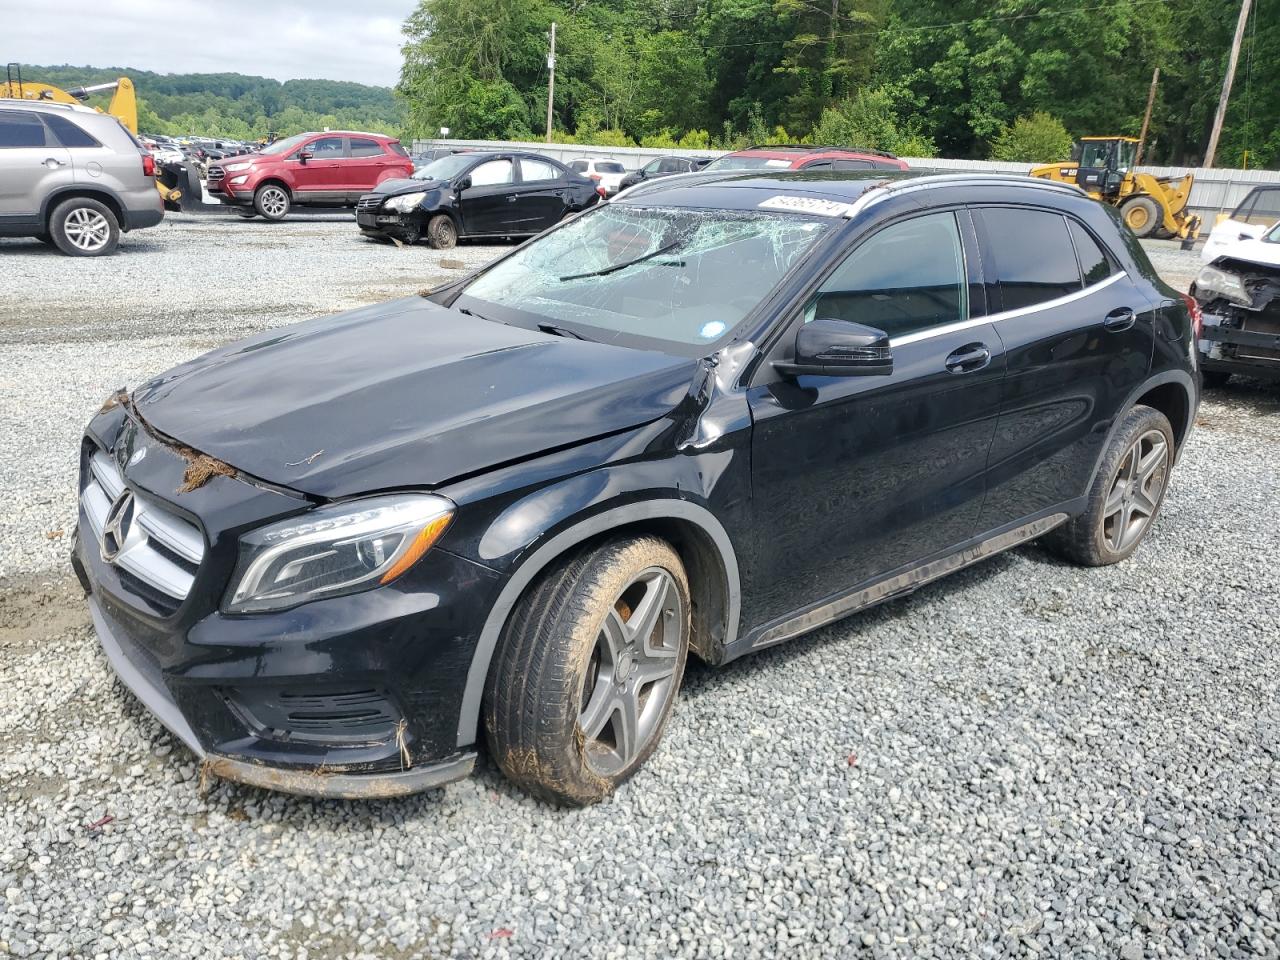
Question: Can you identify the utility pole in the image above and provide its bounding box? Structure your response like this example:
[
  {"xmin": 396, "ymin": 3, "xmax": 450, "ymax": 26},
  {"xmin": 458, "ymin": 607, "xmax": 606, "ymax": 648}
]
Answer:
[
  {"xmin": 545, "ymin": 21, "xmax": 557, "ymax": 143},
  {"xmin": 1135, "ymin": 67, "xmax": 1159, "ymax": 167},
  {"xmin": 1203, "ymin": 0, "xmax": 1253, "ymax": 168}
]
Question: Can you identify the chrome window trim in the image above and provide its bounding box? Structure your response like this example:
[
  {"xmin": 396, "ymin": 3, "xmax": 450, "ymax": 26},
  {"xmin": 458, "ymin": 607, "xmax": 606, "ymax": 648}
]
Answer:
[{"xmin": 890, "ymin": 270, "xmax": 1127, "ymax": 347}]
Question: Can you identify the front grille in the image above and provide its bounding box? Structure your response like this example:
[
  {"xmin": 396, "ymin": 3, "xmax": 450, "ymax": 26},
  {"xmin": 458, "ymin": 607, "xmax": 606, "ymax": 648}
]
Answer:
[
  {"xmin": 206, "ymin": 166, "xmax": 225, "ymax": 182},
  {"xmin": 356, "ymin": 195, "xmax": 382, "ymax": 210},
  {"xmin": 81, "ymin": 448, "xmax": 204, "ymax": 609}
]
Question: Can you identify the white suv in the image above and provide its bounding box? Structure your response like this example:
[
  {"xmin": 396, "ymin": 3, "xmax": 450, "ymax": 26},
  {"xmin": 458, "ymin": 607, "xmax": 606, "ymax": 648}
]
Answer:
[
  {"xmin": 568, "ymin": 157, "xmax": 627, "ymax": 195},
  {"xmin": 0, "ymin": 100, "xmax": 163, "ymax": 256}
]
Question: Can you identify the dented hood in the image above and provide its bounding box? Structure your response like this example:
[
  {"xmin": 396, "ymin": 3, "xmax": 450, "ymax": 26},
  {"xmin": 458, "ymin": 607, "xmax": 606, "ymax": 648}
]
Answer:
[{"xmin": 131, "ymin": 297, "xmax": 696, "ymax": 498}]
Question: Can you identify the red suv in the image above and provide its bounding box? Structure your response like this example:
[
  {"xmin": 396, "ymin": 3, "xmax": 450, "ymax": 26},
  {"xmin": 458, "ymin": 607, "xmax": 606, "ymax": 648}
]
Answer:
[
  {"xmin": 207, "ymin": 131, "xmax": 413, "ymax": 220},
  {"xmin": 702, "ymin": 144, "xmax": 908, "ymax": 173}
]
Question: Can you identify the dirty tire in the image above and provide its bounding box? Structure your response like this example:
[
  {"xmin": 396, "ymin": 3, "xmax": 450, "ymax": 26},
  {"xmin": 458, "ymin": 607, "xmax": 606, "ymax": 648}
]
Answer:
[
  {"xmin": 1042, "ymin": 404, "xmax": 1175, "ymax": 567},
  {"xmin": 1121, "ymin": 195, "xmax": 1160, "ymax": 238},
  {"xmin": 253, "ymin": 183, "xmax": 291, "ymax": 221},
  {"xmin": 1201, "ymin": 370, "xmax": 1231, "ymax": 389},
  {"xmin": 484, "ymin": 536, "xmax": 690, "ymax": 806},
  {"xmin": 426, "ymin": 214, "xmax": 457, "ymax": 249},
  {"xmin": 234, "ymin": 209, "xmax": 257, "ymax": 219},
  {"xmin": 49, "ymin": 197, "xmax": 119, "ymax": 256}
]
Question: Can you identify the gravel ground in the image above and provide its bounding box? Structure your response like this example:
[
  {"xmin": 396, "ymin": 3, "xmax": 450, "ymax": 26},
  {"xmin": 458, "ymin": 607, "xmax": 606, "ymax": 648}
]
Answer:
[{"xmin": 2, "ymin": 220, "xmax": 1279, "ymax": 959}]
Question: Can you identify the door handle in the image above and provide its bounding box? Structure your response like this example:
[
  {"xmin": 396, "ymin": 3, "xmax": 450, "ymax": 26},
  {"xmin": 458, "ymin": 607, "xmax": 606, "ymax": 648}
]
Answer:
[
  {"xmin": 506, "ymin": 194, "xmax": 519, "ymax": 202},
  {"xmin": 944, "ymin": 343, "xmax": 992, "ymax": 374},
  {"xmin": 1103, "ymin": 307, "xmax": 1136, "ymax": 332},
  {"xmin": 43, "ymin": 157, "xmax": 67, "ymax": 168}
]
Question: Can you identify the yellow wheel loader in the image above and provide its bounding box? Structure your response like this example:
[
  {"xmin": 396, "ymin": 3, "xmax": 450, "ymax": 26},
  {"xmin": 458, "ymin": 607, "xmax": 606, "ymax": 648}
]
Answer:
[
  {"xmin": 3, "ymin": 63, "xmax": 200, "ymax": 211},
  {"xmin": 1031, "ymin": 136, "xmax": 1201, "ymax": 245}
]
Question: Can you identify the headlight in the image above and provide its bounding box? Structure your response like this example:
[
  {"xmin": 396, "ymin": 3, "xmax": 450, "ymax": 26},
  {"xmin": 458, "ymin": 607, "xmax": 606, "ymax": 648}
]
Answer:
[
  {"xmin": 384, "ymin": 191, "xmax": 428, "ymax": 213},
  {"xmin": 224, "ymin": 161, "xmax": 252, "ymax": 172},
  {"xmin": 230, "ymin": 175, "xmax": 248, "ymax": 185},
  {"xmin": 224, "ymin": 494, "xmax": 454, "ymax": 614},
  {"xmin": 1195, "ymin": 265, "xmax": 1251, "ymax": 306}
]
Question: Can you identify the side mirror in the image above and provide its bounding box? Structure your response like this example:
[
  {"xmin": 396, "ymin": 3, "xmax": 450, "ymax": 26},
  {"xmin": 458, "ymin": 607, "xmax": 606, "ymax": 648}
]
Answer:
[
  {"xmin": 297, "ymin": 151, "xmax": 312, "ymax": 163},
  {"xmin": 774, "ymin": 318, "xmax": 893, "ymax": 378},
  {"xmin": 456, "ymin": 175, "xmax": 472, "ymax": 191}
]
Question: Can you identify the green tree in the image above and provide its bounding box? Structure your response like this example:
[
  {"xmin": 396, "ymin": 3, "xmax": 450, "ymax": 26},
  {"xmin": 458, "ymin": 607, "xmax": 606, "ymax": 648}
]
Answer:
[{"xmin": 988, "ymin": 112, "xmax": 1074, "ymax": 162}]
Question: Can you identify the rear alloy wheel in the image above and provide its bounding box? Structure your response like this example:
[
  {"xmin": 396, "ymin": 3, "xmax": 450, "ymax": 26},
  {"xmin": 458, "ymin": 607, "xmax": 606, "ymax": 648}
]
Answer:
[
  {"xmin": 426, "ymin": 214, "xmax": 457, "ymax": 249},
  {"xmin": 49, "ymin": 198, "xmax": 119, "ymax": 256},
  {"xmin": 1043, "ymin": 405, "xmax": 1174, "ymax": 566},
  {"xmin": 254, "ymin": 184, "xmax": 291, "ymax": 221},
  {"xmin": 484, "ymin": 536, "xmax": 690, "ymax": 805},
  {"xmin": 1121, "ymin": 195, "xmax": 1161, "ymax": 238}
]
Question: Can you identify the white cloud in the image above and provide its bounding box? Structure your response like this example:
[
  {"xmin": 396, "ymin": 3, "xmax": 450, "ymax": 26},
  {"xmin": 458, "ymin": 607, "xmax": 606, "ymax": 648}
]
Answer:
[{"xmin": 7, "ymin": 0, "xmax": 416, "ymax": 87}]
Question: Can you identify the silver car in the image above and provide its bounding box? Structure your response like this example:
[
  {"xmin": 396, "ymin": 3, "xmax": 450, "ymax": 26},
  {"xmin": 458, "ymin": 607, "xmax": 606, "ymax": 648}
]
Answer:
[{"xmin": 0, "ymin": 99, "xmax": 163, "ymax": 256}]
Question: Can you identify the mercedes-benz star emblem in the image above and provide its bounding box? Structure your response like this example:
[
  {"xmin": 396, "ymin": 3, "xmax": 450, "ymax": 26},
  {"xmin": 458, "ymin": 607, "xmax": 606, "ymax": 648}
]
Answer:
[{"xmin": 100, "ymin": 490, "xmax": 135, "ymax": 564}]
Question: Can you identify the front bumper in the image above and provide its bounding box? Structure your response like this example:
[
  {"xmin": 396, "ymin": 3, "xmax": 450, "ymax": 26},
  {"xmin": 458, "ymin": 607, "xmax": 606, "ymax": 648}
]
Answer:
[
  {"xmin": 72, "ymin": 421, "xmax": 502, "ymax": 798},
  {"xmin": 1197, "ymin": 305, "xmax": 1280, "ymax": 381},
  {"xmin": 356, "ymin": 209, "xmax": 422, "ymax": 238},
  {"xmin": 84, "ymin": 587, "xmax": 476, "ymax": 797}
]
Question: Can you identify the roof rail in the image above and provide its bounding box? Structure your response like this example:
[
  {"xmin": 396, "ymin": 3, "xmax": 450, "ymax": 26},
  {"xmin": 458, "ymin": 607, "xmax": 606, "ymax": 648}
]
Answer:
[
  {"xmin": 745, "ymin": 143, "xmax": 901, "ymax": 159},
  {"xmin": 887, "ymin": 172, "xmax": 1084, "ymax": 195}
]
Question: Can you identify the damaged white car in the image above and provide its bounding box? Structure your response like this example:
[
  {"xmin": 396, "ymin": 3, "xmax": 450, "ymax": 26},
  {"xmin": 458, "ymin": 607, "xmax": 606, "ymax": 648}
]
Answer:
[{"xmin": 1193, "ymin": 219, "xmax": 1280, "ymax": 386}]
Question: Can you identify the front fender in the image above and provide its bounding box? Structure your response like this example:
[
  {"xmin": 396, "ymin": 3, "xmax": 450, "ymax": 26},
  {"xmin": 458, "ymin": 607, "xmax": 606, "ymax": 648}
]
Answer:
[{"xmin": 451, "ymin": 492, "xmax": 743, "ymax": 749}]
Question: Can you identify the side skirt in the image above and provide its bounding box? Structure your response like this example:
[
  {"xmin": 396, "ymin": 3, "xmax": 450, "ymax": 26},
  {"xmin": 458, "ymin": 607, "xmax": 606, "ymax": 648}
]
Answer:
[{"xmin": 737, "ymin": 512, "xmax": 1069, "ymax": 657}]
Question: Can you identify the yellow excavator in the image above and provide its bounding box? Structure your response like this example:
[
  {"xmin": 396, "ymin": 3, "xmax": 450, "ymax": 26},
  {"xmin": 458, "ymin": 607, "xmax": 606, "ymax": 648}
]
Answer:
[
  {"xmin": 1031, "ymin": 136, "xmax": 1201, "ymax": 244},
  {"xmin": 2, "ymin": 63, "xmax": 196, "ymax": 210}
]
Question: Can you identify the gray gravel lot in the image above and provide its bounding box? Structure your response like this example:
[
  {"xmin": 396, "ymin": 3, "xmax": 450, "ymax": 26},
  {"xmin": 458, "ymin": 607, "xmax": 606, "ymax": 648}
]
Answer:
[{"xmin": 1, "ymin": 218, "xmax": 1279, "ymax": 959}]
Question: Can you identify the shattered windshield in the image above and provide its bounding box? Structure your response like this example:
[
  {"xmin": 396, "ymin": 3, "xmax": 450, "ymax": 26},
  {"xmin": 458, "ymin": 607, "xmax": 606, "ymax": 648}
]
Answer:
[{"xmin": 457, "ymin": 205, "xmax": 832, "ymax": 353}]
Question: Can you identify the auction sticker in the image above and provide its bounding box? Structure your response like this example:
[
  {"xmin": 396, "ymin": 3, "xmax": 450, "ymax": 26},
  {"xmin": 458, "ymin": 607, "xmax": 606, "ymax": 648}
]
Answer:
[{"xmin": 757, "ymin": 195, "xmax": 858, "ymax": 217}]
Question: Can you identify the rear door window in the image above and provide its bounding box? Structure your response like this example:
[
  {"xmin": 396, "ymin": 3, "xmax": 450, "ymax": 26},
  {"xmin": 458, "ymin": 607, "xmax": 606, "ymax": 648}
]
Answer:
[
  {"xmin": 518, "ymin": 158, "xmax": 562, "ymax": 182},
  {"xmin": 569, "ymin": 160, "xmax": 589, "ymax": 173},
  {"xmin": 348, "ymin": 138, "xmax": 385, "ymax": 158},
  {"xmin": 980, "ymin": 208, "xmax": 1083, "ymax": 312},
  {"xmin": 43, "ymin": 114, "xmax": 100, "ymax": 148},
  {"xmin": 808, "ymin": 211, "xmax": 968, "ymax": 339},
  {"xmin": 0, "ymin": 111, "xmax": 47, "ymax": 147}
]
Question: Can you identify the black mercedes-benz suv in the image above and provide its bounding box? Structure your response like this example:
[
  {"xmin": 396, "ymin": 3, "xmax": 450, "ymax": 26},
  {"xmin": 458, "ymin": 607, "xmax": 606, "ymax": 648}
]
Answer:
[{"xmin": 74, "ymin": 172, "xmax": 1199, "ymax": 805}]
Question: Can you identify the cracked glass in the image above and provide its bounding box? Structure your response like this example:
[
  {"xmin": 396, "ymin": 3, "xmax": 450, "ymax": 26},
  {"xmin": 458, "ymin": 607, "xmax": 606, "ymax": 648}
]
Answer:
[{"xmin": 459, "ymin": 205, "xmax": 833, "ymax": 353}]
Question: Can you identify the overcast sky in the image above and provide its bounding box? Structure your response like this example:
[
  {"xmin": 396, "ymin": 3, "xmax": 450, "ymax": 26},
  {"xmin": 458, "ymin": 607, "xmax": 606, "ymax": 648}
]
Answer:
[{"xmin": 6, "ymin": 0, "xmax": 418, "ymax": 87}]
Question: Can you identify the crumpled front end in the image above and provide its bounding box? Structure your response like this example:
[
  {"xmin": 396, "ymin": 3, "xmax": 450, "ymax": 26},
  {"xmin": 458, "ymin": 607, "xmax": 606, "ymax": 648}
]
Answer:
[
  {"xmin": 1195, "ymin": 258, "xmax": 1280, "ymax": 381},
  {"xmin": 73, "ymin": 400, "xmax": 502, "ymax": 798}
]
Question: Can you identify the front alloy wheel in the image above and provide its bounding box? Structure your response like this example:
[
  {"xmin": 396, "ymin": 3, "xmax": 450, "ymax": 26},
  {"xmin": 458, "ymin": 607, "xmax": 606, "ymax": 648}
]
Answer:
[
  {"xmin": 254, "ymin": 184, "xmax": 291, "ymax": 221},
  {"xmin": 485, "ymin": 536, "xmax": 690, "ymax": 805},
  {"xmin": 578, "ymin": 567, "xmax": 684, "ymax": 777}
]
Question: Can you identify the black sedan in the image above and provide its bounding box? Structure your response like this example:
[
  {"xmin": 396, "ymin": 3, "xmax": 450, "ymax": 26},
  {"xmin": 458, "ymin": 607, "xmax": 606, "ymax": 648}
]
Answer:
[
  {"xmin": 356, "ymin": 151, "xmax": 603, "ymax": 248},
  {"xmin": 74, "ymin": 171, "xmax": 1196, "ymax": 805},
  {"xmin": 618, "ymin": 155, "xmax": 711, "ymax": 192}
]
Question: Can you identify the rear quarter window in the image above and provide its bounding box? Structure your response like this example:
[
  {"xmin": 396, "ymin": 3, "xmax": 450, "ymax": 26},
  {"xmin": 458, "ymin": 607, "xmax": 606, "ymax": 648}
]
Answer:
[
  {"xmin": 43, "ymin": 114, "xmax": 101, "ymax": 148},
  {"xmin": 1067, "ymin": 219, "xmax": 1117, "ymax": 286}
]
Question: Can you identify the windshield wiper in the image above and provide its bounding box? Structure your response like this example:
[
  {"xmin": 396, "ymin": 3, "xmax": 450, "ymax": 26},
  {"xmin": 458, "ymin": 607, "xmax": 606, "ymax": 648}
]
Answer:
[
  {"xmin": 537, "ymin": 322, "xmax": 592, "ymax": 341},
  {"xmin": 558, "ymin": 239, "xmax": 684, "ymax": 281}
]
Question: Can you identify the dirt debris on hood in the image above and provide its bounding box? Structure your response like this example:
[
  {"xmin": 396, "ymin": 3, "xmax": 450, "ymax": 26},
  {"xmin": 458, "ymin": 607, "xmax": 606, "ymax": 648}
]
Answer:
[{"xmin": 118, "ymin": 392, "xmax": 240, "ymax": 493}]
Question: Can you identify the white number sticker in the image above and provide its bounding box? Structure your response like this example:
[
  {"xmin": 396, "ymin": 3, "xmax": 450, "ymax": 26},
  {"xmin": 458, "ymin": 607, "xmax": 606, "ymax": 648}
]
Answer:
[{"xmin": 757, "ymin": 195, "xmax": 858, "ymax": 218}]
